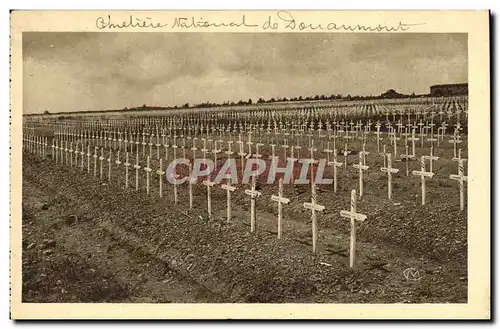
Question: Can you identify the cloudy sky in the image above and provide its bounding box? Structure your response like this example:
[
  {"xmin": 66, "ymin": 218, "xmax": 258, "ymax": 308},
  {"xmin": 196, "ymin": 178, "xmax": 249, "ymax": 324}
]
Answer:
[{"xmin": 23, "ymin": 33, "xmax": 467, "ymax": 114}]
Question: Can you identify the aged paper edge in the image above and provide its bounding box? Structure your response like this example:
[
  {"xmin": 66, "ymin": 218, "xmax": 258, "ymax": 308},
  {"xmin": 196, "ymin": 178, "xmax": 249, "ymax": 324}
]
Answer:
[{"xmin": 10, "ymin": 10, "xmax": 490, "ymax": 319}]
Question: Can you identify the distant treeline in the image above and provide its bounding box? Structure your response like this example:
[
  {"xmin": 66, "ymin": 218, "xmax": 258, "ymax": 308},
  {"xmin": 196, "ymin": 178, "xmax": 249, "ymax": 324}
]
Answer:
[
  {"xmin": 29, "ymin": 92, "xmax": 428, "ymax": 116},
  {"xmin": 190, "ymin": 92, "xmax": 423, "ymax": 109}
]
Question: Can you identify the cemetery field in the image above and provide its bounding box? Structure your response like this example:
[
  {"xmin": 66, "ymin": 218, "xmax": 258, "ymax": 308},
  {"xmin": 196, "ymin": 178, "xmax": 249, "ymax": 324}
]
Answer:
[
  {"xmin": 22, "ymin": 95, "xmax": 469, "ymax": 303},
  {"xmin": 21, "ymin": 134, "xmax": 467, "ymax": 303}
]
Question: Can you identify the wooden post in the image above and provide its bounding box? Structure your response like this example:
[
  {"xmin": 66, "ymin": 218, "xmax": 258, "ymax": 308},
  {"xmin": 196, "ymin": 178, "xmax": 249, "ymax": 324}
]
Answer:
[
  {"xmin": 328, "ymin": 149, "xmax": 343, "ymax": 192},
  {"xmin": 156, "ymin": 158, "xmax": 165, "ymax": 198},
  {"xmin": 409, "ymin": 129, "xmax": 419, "ymax": 157},
  {"xmin": 188, "ymin": 162, "xmax": 193, "ymax": 210},
  {"xmin": 400, "ymin": 144, "xmax": 413, "ymax": 176},
  {"xmin": 221, "ymin": 178, "xmax": 237, "ymax": 222},
  {"xmin": 303, "ymin": 183, "xmax": 325, "ymax": 253},
  {"xmin": 343, "ymin": 143, "xmax": 351, "ymax": 170},
  {"xmin": 124, "ymin": 152, "xmax": 130, "ymax": 189},
  {"xmin": 340, "ymin": 189, "xmax": 367, "ymax": 268},
  {"xmin": 271, "ymin": 178, "xmax": 290, "ymax": 239},
  {"xmin": 381, "ymin": 153, "xmax": 399, "ymax": 199},
  {"xmin": 69, "ymin": 142, "xmax": 74, "ymax": 167},
  {"xmin": 86, "ymin": 144, "xmax": 91, "ymax": 173},
  {"xmin": 107, "ymin": 149, "xmax": 112, "ymax": 182},
  {"xmin": 133, "ymin": 152, "xmax": 141, "ymax": 191},
  {"xmin": 203, "ymin": 178, "xmax": 215, "ymax": 218},
  {"xmin": 412, "ymin": 156, "xmax": 434, "ymax": 205},
  {"xmin": 450, "ymin": 155, "xmax": 468, "ymax": 211},
  {"xmin": 245, "ymin": 174, "xmax": 262, "ymax": 233},
  {"xmin": 99, "ymin": 147, "xmax": 104, "ymax": 180},
  {"xmin": 80, "ymin": 143, "xmax": 85, "ymax": 170},
  {"xmin": 54, "ymin": 139, "xmax": 59, "ymax": 163},
  {"xmin": 352, "ymin": 152, "xmax": 369, "ymax": 198},
  {"xmin": 360, "ymin": 142, "xmax": 370, "ymax": 166},
  {"xmin": 423, "ymin": 144, "xmax": 440, "ymax": 173},
  {"xmin": 93, "ymin": 146, "xmax": 98, "ymax": 177}
]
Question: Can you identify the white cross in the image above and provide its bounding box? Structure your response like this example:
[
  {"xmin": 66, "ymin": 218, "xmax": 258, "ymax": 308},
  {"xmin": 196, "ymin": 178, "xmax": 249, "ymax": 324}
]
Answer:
[
  {"xmin": 281, "ymin": 139, "xmax": 289, "ymax": 160},
  {"xmin": 412, "ymin": 156, "xmax": 434, "ymax": 205},
  {"xmin": 221, "ymin": 177, "xmax": 237, "ymax": 222},
  {"xmin": 399, "ymin": 140, "xmax": 413, "ymax": 174},
  {"xmin": 254, "ymin": 142, "xmax": 264, "ymax": 159},
  {"xmin": 86, "ymin": 144, "xmax": 91, "ymax": 174},
  {"xmin": 98, "ymin": 147, "xmax": 105, "ymax": 180},
  {"xmin": 381, "ymin": 153, "xmax": 399, "ymax": 199},
  {"xmin": 270, "ymin": 178, "xmax": 290, "ymax": 239},
  {"xmin": 115, "ymin": 150, "xmax": 122, "ymax": 166},
  {"xmin": 328, "ymin": 150, "xmax": 343, "ymax": 193},
  {"xmin": 107, "ymin": 149, "xmax": 112, "ymax": 182},
  {"xmin": 323, "ymin": 142, "xmax": 333, "ymax": 164},
  {"xmin": 246, "ymin": 132, "xmax": 253, "ymax": 155},
  {"xmin": 133, "ymin": 152, "xmax": 141, "ymax": 191},
  {"xmin": 303, "ymin": 183, "xmax": 325, "ymax": 254},
  {"xmin": 343, "ymin": 143, "xmax": 351, "ymax": 170},
  {"xmin": 51, "ymin": 139, "xmax": 56, "ymax": 160},
  {"xmin": 123, "ymin": 152, "xmax": 130, "ymax": 189},
  {"xmin": 390, "ymin": 132, "xmax": 400, "ymax": 157},
  {"xmin": 340, "ymin": 189, "xmax": 367, "ymax": 268},
  {"xmin": 450, "ymin": 133, "xmax": 463, "ymax": 160},
  {"xmin": 423, "ymin": 145, "xmax": 439, "ymax": 173},
  {"xmin": 374, "ymin": 125, "xmax": 383, "ymax": 153},
  {"xmin": 69, "ymin": 142, "xmax": 74, "ymax": 167},
  {"xmin": 187, "ymin": 162, "xmax": 194, "ymax": 210},
  {"xmin": 203, "ymin": 178, "xmax": 215, "ymax": 218},
  {"xmin": 73, "ymin": 143, "xmax": 79, "ymax": 167},
  {"xmin": 449, "ymin": 155, "xmax": 468, "ymax": 211},
  {"xmin": 353, "ymin": 152, "xmax": 369, "ymax": 198},
  {"xmin": 156, "ymin": 158, "xmax": 165, "ymax": 198},
  {"xmin": 237, "ymin": 138, "xmax": 247, "ymax": 178},
  {"xmin": 269, "ymin": 143, "xmax": 278, "ymax": 162},
  {"xmin": 79, "ymin": 143, "xmax": 85, "ymax": 170},
  {"xmin": 225, "ymin": 140, "xmax": 234, "ymax": 158},
  {"xmin": 408, "ymin": 129, "xmax": 420, "ymax": 157},
  {"xmin": 245, "ymin": 174, "xmax": 262, "ymax": 233},
  {"xmin": 360, "ymin": 142, "xmax": 370, "ymax": 165},
  {"xmin": 93, "ymin": 146, "xmax": 98, "ymax": 177}
]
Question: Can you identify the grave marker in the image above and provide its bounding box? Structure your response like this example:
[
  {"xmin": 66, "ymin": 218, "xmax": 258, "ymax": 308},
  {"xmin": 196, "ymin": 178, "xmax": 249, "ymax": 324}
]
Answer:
[
  {"xmin": 353, "ymin": 152, "xmax": 369, "ymax": 198},
  {"xmin": 303, "ymin": 183, "xmax": 325, "ymax": 254},
  {"xmin": 412, "ymin": 156, "xmax": 434, "ymax": 205},
  {"xmin": 124, "ymin": 152, "xmax": 130, "ymax": 189},
  {"xmin": 328, "ymin": 149, "xmax": 343, "ymax": 192},
  {"xmin": 221, "ymin": 177, "xmax": 237, "ymax": 222},
  {"xmin": 340, "ymin": 189, "xmax": 367, "ymax": 268},
  {"xmin": 423, "ymin": 145, "xmax": 439, "ymax": 173},
  {"xmin": 449, "ymin": 154, "xmax": 468, "ymax": 211},
  {"xmin": 156, "ymin": 158, "xmax": 165, "ymax": 198},
  {"xmin": 270, "ymin": 178, "xmax": 290, "ymax": 239},
  {"xmin": 381, "ymin": 153, "xmax": 399, "ymax": 199},
  {"xmin": 99, "ymin": 147, "xmax": 105, "ymax": 180},
  {"xmin": 107, "ymin": 149, "xmax": 112, "ymax": 182},
  {"xmin": 133, "ymin": 152, "xmax": 141, "ymax": 191},
  {"xmin": 245, "ymin": 174, "xmax": 262, "ymax": 233}
]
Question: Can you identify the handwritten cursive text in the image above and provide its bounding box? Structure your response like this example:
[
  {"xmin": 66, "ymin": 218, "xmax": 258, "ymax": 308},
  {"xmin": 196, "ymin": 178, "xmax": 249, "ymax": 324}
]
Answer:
[{"xmin": 96, "ymin": 15, "xmax": 168, "ymax": 29}]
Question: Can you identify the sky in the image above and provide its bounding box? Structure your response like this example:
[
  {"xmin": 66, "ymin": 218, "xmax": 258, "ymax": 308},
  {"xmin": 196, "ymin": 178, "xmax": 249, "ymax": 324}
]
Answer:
[{"xmin": 22, "ymin": 33, "xmax": 468, "ymax": 114}]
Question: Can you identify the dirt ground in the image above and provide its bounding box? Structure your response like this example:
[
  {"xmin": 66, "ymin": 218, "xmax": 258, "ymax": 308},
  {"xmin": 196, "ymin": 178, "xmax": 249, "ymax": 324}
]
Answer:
[{"xmin": 21, "ymin": 132, "xmax": 467, "ymax": 303}]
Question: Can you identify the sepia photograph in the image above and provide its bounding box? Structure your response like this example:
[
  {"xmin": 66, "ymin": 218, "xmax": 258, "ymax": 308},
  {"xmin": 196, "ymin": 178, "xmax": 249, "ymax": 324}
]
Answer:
[{"xmin": 10, "ymin": 10, "xmax": 490, "ymax": 319}]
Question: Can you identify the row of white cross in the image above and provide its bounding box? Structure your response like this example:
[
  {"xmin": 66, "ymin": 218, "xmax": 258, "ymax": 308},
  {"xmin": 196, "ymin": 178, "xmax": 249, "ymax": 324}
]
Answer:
[
  {"xmin": 24, "ymin": 96, "xmax": 467, "ymax": 131},
  {"xmin": 24, "ymin": 132, "xmax": 468, "ymax": 212},
  {"xmin": 25, "ymin": 136, "xmax": 370, "ymax": 268},
  {"xmin": 51, "ymin": 118, "xmax": 463, "ymax": 149},
  {"xmin": 47, "ymin": 121, "xmax": 464, "ymax": 172}
]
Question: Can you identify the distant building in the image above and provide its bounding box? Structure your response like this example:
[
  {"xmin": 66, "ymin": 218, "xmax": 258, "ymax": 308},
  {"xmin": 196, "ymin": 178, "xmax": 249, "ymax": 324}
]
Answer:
[
  {"xmin": 430, "ymin": 83, "xmax": 468, "ymax": 96},
  {"xmin": 380, "ymin": 89, "xmax": 405, "ymax": 99}
]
